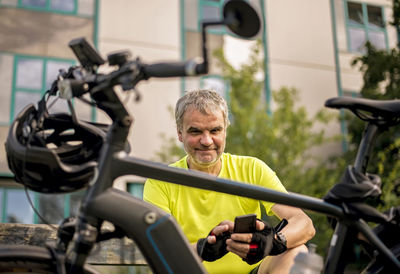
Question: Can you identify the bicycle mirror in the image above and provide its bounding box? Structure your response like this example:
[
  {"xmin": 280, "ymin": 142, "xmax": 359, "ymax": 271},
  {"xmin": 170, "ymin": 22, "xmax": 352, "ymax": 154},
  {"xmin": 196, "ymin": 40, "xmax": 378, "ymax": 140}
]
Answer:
[{"xmin": 223, "ymin": 0, "xmax": 261, "ymax": 39}]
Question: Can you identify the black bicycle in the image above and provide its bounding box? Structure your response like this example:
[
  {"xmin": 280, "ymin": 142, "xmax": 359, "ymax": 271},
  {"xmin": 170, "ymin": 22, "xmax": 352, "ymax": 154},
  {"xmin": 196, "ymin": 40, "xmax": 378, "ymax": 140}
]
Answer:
[{"xmin": 1, "ymin": 0, "xmax": 400, "ymax": 273}]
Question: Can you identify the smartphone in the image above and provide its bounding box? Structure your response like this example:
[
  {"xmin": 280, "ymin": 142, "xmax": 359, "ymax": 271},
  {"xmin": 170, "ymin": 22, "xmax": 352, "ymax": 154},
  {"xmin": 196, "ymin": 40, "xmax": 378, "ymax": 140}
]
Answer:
[{"xmin": 233, "ymin": 214, "xmax": 257, "ymax": 233}]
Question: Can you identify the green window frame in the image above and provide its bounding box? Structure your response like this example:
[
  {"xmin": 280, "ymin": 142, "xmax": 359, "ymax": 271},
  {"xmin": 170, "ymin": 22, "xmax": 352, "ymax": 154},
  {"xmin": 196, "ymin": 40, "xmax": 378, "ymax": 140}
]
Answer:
[
  {"xmin": 344, "ymin": 0, "xmax": 389, "ymax": 53},
  {"xmin": 0, "ymin": 0, "xmax": 96, "ymax": 17},
  {"xmin": 18, "ymin": 0, "xmax": 77, "ymax": 14},
  {"xmin": 198, "ymin": 0, "xmax": 227, "ymax": 35},
  {"xmin": 10, "ymin": 54, "xmax": 76, "ymax": 122}
]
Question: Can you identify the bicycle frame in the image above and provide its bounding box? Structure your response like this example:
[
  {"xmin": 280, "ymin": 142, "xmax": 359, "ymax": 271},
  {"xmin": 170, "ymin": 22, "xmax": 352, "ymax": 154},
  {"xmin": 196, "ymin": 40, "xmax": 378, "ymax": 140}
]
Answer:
[{"xmin": 65, "ymin": 86, "xmax": 400, "ymax": 274}]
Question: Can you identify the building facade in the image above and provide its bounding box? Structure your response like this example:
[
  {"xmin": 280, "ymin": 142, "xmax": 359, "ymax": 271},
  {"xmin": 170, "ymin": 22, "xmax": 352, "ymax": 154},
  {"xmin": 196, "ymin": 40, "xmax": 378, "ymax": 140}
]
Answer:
[{"xmin": 0, "ymin": 0, "xmax": 396, "ymax": 225}]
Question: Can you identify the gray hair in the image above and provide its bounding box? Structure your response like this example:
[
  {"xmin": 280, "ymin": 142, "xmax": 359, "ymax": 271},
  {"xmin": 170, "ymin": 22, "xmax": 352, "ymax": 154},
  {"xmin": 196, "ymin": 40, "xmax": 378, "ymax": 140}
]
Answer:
[{"xmin": 175, "ymin": 89, "xmax": 230, "ymax": 131}]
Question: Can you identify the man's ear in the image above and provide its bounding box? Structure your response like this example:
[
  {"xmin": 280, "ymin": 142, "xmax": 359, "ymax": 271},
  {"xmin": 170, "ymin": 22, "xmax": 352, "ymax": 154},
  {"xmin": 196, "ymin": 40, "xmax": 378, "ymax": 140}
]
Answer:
[{"xmin": 177, "ymin": 129, "xmax": 183, "ymax": 142}]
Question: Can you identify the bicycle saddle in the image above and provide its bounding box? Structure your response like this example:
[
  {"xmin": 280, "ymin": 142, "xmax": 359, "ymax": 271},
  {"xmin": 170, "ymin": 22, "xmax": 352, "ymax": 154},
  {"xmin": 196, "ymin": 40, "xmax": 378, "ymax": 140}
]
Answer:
[{"xmin": 325, "ymin": 97, "xmax": 400, "ymax": 121}]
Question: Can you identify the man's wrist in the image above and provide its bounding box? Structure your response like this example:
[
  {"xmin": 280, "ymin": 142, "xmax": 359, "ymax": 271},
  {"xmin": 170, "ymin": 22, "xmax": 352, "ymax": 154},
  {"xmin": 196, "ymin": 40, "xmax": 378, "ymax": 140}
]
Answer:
[{"xmin": 269, "ymin": 231, "xmax": 288, "ymax": 255}]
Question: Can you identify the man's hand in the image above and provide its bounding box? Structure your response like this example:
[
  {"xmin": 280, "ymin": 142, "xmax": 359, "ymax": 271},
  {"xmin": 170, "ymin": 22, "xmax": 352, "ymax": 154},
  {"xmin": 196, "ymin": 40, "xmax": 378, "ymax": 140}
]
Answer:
[
  {"xmin": 196, "ymin": 221, "xmax": 233, "ymax": 262},
  {"xmin": 226, "ymin": 219, "xmax": 288, "ymax": 265},
  {"xmin": 226, "ymin": 220, "xmax": 268, "ymax": 262}
]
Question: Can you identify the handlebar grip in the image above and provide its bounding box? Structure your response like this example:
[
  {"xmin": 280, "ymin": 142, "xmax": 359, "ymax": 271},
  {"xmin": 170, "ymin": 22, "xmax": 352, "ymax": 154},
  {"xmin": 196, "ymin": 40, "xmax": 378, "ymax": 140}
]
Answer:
[{"xmin": 143, "ymin": 59, "xmax": 207, "ymax": 78}]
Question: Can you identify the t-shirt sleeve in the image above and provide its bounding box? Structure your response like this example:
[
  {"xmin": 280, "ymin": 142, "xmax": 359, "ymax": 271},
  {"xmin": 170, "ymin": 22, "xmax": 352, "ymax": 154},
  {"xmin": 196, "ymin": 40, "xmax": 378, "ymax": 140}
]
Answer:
[
  {"xmin": 253, "ymin": 158, "xmax": 287, "ymax": 215},
  {"xmin": 143, "ymin": 178, "xmax": 172, "ymax": 214}
]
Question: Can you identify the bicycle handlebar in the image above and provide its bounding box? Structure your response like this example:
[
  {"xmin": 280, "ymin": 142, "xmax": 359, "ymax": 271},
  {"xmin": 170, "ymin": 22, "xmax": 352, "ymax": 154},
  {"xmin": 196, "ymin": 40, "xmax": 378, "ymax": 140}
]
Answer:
[
  {"xmin": 143, "ymin": 58, "xmax": 207, "ymax": 78},
  {"xmin": 57, "ymin": 56, "xmax": 209, "ymax": 100}
]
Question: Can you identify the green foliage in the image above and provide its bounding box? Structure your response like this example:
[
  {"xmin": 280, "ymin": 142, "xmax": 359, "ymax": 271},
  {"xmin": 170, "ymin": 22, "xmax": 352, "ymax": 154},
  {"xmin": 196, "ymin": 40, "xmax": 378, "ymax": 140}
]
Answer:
[
  {"xmin": 376, "ymin": 138, "xmax": 400, "ymax": 210},
  {"xmin": 352, "ymin": 42, "xmax": 400, "ymax": 99},
  {"xmin": 153, "ymin": 133, "xmax": 185, "ymax": 163},
  {"xmin": 391, "ymin": 0, "xmax": 400, "ymax": 36},
  {"xmin": 152, "ymin": 105, "xmax": 185, "ymax": 163}
]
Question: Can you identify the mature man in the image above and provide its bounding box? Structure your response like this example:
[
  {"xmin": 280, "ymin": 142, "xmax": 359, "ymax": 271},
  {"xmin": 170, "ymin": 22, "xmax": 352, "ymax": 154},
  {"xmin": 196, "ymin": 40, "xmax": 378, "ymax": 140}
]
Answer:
[{"xmin": 143, "ymin": 89, "xmax": 315, "ymax": 273}]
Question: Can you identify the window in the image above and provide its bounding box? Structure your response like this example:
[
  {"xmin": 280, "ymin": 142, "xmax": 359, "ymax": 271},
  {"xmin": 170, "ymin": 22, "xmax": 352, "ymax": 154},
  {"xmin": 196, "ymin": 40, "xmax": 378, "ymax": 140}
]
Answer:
[
  {"xmin": 198, "ymin": 0, "xmax": 226, "ymax": 34},
  {"xmin": 200, "ymin": 75, "xmax": 229, "ymax": 99},
  {"xmin": 36, "ymin": 193, "xmax": 66, "ymax": 224},
  {"xmin": 0, "ymin": 187, "xmax": 85, "ymax": 224},
  {"xmin": 183, "ymin": 0, "xmax": 226, "ymax": 75},
  {"xmin": 0, "ymin": 0, "xmax": 95, "ymax": 16},
  {"xmin": 11, "ymin": 55, "xmax": 75, "ymax": 121},
  {"xmin": 1, "ymin": 189, "xmax": 34, "ymax": 223},
  {"xmin": 21, "ymin": 0, "xmax": 75, "ymax": 12},
  {"xmin": 127, "ymin": 183, "xmax": 145, "ymax": 199},
  {"xmin": 21, "ymin": 0, "xmax": 47, "ymax": 9},
  {"xmin": 36, "ymin": 191, "xmax": 85, "ymax": 224},
  {"xmin": 50, "ymin": 0, "xmax": 75, "ymax": 12},
  {"xmin": 345, "ymin": 1, "xmax": 388, "ymax": 53}
]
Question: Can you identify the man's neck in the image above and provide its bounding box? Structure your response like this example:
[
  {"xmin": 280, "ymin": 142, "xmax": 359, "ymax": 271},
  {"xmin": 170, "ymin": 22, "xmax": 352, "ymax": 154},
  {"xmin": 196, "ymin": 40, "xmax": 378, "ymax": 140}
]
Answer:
[{"xmin": 187, "ymin": 157, "xmax": 222, "ymax": 176}]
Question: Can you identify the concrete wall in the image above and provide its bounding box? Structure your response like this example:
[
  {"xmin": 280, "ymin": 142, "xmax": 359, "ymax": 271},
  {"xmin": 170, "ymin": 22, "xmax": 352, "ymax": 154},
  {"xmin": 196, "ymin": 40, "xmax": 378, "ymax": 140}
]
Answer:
[
  {"xmin": 267, "ymin": 0, "xmax": 337, "ymax": 114},
  {"xmin": 265, "ymin": 0, "xmax": 340, "ymax": 156},
  {"xmin": 97, "ymin": 0, "xmax": 181, "ymax": 160},
  {"xmin": 0, "ymin": 8, "xmax": 93, "ymax": 58},
  {"xmin": 0, "ymin": 54, "xmax": 13, "ymax": 124}
]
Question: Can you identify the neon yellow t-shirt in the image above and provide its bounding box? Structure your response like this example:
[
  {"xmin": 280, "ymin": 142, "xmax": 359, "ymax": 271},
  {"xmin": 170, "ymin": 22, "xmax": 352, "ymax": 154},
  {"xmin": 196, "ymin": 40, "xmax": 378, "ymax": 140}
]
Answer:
[{"xmin": 143, "ymin": 153, "xmax": 287, "ymax": 274}]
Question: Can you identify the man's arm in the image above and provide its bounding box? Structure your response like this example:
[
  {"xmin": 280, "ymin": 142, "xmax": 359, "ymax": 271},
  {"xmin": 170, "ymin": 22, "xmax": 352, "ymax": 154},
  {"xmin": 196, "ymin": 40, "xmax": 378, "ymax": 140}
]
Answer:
[{"xmin": 271, "ymin": 203, "xmax": 315, "ymax": 248}]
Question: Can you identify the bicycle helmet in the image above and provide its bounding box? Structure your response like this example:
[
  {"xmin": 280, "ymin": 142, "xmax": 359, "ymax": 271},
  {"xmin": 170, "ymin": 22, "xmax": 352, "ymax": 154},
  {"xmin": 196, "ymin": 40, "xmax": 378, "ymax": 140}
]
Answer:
[{"xmin": 5, "ymin": 101, "xmax": 107, "ymax": 193}]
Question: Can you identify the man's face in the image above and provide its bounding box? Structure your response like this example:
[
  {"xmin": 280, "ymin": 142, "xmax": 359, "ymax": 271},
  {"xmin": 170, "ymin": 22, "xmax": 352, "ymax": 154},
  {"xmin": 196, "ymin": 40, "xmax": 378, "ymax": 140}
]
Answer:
[{"xmin": 178, "ymin": 106, "xmax": 226, "ymax": 170}]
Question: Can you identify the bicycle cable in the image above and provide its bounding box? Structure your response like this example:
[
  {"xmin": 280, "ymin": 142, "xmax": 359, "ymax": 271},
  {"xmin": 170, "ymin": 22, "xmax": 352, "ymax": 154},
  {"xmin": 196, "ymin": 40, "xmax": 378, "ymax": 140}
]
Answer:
[{"xmin": 24, "ymin": 186, "xmax": 59, "ymax": 232}]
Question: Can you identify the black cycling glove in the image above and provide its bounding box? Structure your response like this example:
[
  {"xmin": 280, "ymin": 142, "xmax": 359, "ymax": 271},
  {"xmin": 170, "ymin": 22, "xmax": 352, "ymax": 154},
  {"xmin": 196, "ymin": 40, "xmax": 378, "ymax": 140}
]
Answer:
[
  {"xmin": 243, "ymin": 219, "xmax": 288, "ymax": 265},
  {"xmin": 197, "ymin": 229, "xmax": 231, "ymax": 262}
]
